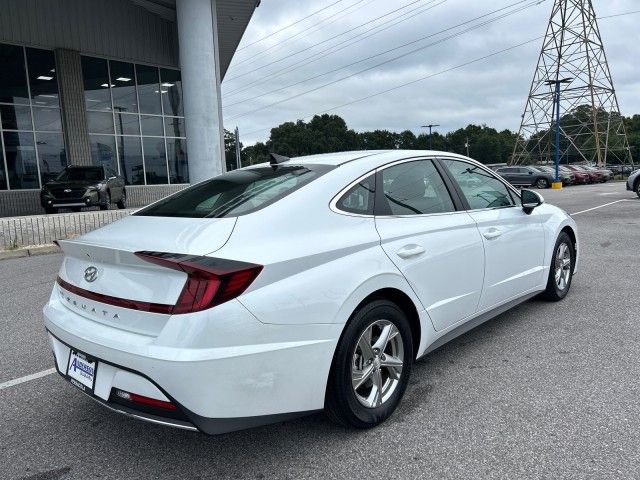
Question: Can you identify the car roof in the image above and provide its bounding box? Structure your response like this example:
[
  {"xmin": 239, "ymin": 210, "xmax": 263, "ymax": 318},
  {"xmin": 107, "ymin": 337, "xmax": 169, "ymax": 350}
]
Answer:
[{"xmin": 252, "ymin": 150, "xmax": 473, "ymax": 168}]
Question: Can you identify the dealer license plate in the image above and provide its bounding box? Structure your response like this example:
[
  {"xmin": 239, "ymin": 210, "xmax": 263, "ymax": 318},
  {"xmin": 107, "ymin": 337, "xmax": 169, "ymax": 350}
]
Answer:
[{"xmin": 66, "ymin": 350, "xmax": 97, "ymax": 392}]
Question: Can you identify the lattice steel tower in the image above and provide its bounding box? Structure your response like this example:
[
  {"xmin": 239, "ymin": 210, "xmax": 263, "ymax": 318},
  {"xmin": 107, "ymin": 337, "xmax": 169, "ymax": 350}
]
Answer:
[{"xmin": 511, "ymin": 0, "xmax": 633, "ymax": 166}]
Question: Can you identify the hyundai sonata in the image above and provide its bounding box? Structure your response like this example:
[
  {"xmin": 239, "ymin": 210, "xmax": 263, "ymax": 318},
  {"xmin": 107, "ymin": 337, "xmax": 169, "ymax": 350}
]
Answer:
[{"xmin": 44, "ymin": 150, "xmax": 578, "ymax": 434}]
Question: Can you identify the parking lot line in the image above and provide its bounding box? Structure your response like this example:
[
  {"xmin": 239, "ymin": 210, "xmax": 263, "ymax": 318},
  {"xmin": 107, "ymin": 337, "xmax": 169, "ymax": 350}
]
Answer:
[
  {"xmin": 571, "ymin": 199, "xmax": 630, "ymax": 216},
  {"xmin": 0, "ymin": 368, "xmax": 56, "ymax": 391}
]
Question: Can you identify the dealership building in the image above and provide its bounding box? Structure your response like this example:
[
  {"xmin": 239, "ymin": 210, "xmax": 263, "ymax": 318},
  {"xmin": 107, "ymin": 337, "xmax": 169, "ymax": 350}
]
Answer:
[{"xmin": 0, "ymin": 0, "xmax": 258, "ymax": 216}]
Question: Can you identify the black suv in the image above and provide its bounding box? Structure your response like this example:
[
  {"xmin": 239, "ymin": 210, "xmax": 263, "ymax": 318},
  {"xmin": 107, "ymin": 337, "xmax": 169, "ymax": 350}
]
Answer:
[{"xmin": 40, "ymin": 166, "xmax": 127, "ymax": 214}]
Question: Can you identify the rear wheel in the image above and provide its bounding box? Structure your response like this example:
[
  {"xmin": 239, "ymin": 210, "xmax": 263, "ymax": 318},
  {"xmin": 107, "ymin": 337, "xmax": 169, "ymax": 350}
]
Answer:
[
  {"xmin": 541, "ymin": 232, "xmax": 574, "ymax": 301},
  {"xmin": 536, "ymin": 178, "xmax": 549, "ymax": 189},
  {"xmin": 325, "ymin": 299, "xmax": 413, "ymax": 429}
]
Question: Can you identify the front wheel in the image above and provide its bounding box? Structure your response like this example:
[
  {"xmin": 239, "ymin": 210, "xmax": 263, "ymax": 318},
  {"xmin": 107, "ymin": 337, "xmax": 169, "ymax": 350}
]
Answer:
[
  {"xmin": 325, "ymin": 299, "xmax": 413, "ymax": 429},
  {"xmin": 541, "ymin": 232, "xmax": 575, "ymax": 301},
  {"xmin": 100, "ymin": 192, "xmax": 111, "ymax": 210},
  {"xmin": 116, "ymin": 189, "xmax": 127, "ymax": 209}
]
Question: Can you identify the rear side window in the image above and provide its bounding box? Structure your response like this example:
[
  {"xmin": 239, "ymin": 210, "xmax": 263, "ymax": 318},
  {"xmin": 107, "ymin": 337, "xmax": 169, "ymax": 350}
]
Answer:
[
  {"xmin": 336, "ymin": 174, "xmax": 375, "ymax": 215},
  {"xmin": 378, "ymin": 159, "xmax": 455, "ymax": 216},
  {"xmin": 136, "ymin": 164, "xmax": 333, "ymax": 218}
]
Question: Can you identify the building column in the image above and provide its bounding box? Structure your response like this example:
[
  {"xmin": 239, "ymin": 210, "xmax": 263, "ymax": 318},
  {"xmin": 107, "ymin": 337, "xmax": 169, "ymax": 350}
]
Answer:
[
  {"xmin": 176, "ymin": 0, "xmax": 225, "ymax": 183},
  {"xmin": 55, "ymin": 49, "xmax": 91, "ymax": 166}
]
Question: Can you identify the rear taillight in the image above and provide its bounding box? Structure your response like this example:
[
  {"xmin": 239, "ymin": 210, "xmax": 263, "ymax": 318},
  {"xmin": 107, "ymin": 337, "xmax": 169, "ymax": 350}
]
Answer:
[
  {"xmin": 114, "ymin": 389, "xmax": 176, "ymax": 410},
  {"xmin": 135, "ymin": 251, "xmax": 263, "ymax": 314}
]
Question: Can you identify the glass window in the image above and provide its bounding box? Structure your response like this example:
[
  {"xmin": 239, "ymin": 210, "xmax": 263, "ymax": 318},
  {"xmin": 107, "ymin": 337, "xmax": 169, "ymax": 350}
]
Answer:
[
  {"xmin": 115, "ymin": 112, "xmax": 140, "ymax": 136},
  {"xmin": 0, "ymin": 104, "xmax": 33, "ymax": 130},
  {"xmin": 36, "ymin": 132, "xmax": 67, "ymax": 184},
  {"xmin": 89, "ymin": 135, "xmax": 118, "ymax": 173},
  {"xmin": 109, "ymin": 61, "xmax": 137, "ymax": 113},
  {"xmin": 0, "ymin": 148, "xmax": 6, "ymax": 190},
  {"xmin": 82, "ymin": 56, "xmax": 112, "ymax": 111},
  {"xmin": 136, "ymin": 165, "xmax": 333, "ymax": 218},
  {"xmin": 87, "ymin": 111, "xmax": 115, "ymax": 134},
  {"xmin": 166, "ymin": 138, "xmax": 188, "ymax": 184},
  {"xmin": 136, "ymin": 65, "xmax": 161, "ymax": 114},
  {"xmin": 4, "ymin": 132, "xmax": 39, "ymax": 189},
  {"xmin": 116, "ymin": 136, "xmax": 144, "ymax": 185},
  {"xmin": 160, "ymin": 68, "xmax": 183, "ymax": 116},
  {"xmin": 26, "ymin": 48, "xmax": 59, "ymax": 107},
  {"xmin": 442, "ymin": 159, "xmax": 516, "ymax": 210},
  {"xmin": 140, "ymin": 115, "xmax": 164, "ymax": 136},
  {"xmin": 337, "ymin": 175, "xmax": 375, "ymax": 215},
  {"xmin": 164, "ymin": 116, "xmax": 185, "ymax": 138},
  {"xmin": 380, "ymin": 160, "xmax": 455, "ymax": 216},
  {"xmin": 142, "ymin": 137, "xmax": 167, "ymax": 184},
  {"xmin": 56, "ymin": 166, "xmax": 104, "ymax": 182},
  {"xmin": 0, "ymin": 44, "xmax": 29, "ymax": 104},
  {"xmin": 32, "ymin": 107, "xmax": 62, "ymax": 131}
]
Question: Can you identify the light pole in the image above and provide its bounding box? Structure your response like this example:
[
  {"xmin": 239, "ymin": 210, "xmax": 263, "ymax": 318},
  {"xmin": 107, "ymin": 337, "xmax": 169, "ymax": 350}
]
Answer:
[
  {"xmin": 421, "ymin": 124, "xmax": 440, "ymax": 150},
  {"xmin": 545, "ymin": 78, "xmax": 572, "ymax": 184}
]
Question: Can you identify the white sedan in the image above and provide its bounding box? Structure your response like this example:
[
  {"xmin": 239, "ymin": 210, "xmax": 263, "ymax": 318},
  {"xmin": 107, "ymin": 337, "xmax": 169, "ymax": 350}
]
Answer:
[{"xmin": 44, "ymin": 150, "xmax": 578, "ymax": 434}]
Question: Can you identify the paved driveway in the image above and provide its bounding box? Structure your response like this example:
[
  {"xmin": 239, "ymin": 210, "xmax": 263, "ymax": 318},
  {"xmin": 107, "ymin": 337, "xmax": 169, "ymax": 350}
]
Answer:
[{"xmin": 1, "ymin": 182, "xmax": 638, "ymax": 480}]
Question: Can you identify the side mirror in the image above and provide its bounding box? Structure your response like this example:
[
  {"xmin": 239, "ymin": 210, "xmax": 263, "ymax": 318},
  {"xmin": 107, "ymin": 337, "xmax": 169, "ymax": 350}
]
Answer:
[{"xmin": 521, "ymin": 189, "xmax": 544, "ymax": 214}]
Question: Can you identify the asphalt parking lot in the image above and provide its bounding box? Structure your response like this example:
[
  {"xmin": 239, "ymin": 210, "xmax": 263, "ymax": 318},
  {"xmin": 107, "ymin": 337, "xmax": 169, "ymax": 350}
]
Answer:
[{"xmin": 1, "ymin": 182, "xmax": 638, "ymax": 480}]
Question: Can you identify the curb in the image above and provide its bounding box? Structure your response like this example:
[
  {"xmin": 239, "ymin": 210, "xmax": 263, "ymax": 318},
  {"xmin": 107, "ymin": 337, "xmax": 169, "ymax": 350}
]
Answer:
[{"xmin": 0, "ymin": 244, "xmax": 60, "ymax": 261}]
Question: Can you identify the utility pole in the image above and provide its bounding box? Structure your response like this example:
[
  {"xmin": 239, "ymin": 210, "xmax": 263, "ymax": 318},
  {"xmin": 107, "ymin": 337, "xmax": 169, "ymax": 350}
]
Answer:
[
  {"xmin": 465, "ymin": 137, "xmax": 470, "ymax": 157},
  {"xmin": 545, "ymin": 78, "xmax": 572, "ymax": 183},
  {"xmin": 234, "ymin": 126, "xmax": 242, "ymax": 169},
  {"xmin": 421, "ymin": 124, "xmax": 440, "ymax": 150},
  {"xmin": 511, "ymin": 0, "xmax": 633, "ymax": 168}
]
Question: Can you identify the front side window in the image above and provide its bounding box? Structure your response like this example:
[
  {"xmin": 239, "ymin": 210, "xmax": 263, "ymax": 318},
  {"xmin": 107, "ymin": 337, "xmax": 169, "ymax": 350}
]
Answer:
[
  {"xmin": 442, "ymin": 159, "xmax": 516, "ymax": 210},
  {"xmin": 378, "ymin": 159, "xmax": 455, "ymax": 216},
  {"xmin": 136, "ymin": 164, "xmax": 333, "ymax": 218}
]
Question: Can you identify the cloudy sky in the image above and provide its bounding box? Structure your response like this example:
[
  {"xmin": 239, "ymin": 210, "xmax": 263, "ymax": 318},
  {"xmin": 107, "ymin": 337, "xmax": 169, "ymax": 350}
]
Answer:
[{"xmin": 221, "ymin": 0, "xmax": 640, "ymax": 145}]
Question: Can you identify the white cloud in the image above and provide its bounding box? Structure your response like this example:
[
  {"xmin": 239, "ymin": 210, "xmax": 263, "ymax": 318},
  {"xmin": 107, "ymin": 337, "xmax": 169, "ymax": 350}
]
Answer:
[{"xmin": 222, "ymin": 0, "xmax": 640, "ymax": 145}]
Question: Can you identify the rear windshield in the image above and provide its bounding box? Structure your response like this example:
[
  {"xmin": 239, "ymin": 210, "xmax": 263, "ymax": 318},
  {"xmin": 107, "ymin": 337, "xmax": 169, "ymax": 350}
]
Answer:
[
  {"xmin": 56, "ymin": 167, "xmax": 104, "ymax": 182},
  {"xmin": 135, "ymin": 164, "xmax": 333, "ymax": 218}
]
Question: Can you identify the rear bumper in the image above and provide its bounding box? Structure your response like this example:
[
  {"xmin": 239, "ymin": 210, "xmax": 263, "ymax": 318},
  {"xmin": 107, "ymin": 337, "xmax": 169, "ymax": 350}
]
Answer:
[{"xmin": 43, "ymin": 288, "xmax": 340, "ymax": 434}]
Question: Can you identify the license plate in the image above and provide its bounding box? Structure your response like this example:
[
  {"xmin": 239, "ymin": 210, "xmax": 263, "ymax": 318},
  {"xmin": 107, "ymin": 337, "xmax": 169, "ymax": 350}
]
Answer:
[{"xmin": 67, "ymin": 350, "xmax": 97, "ymax": 392}]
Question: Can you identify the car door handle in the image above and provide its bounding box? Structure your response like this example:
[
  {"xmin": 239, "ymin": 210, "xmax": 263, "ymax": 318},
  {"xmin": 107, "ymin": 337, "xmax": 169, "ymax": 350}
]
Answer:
[
  {"xmin": 396, "ymin": 244, "xmax": 426, "ymax": 259},
  {"xmin": 483, "ymin": 228, "xmax": 502, "ymax": 240}
]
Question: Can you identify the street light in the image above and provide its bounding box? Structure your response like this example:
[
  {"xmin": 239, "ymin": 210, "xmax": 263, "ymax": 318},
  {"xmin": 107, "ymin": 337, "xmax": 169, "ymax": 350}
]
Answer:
[
  {"xmin": 544, "ymin": 78, "xmax": 572, "ymax": 185},
  {"xmin": 421, "ymin": 124, "xmax": 440, "ymax": 150}
]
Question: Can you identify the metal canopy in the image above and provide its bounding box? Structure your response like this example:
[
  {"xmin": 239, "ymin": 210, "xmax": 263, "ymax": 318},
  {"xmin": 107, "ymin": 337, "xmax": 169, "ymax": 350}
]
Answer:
[{"xmin": 130, "ymin": 0, "xmax": 258, "ymax": 79}]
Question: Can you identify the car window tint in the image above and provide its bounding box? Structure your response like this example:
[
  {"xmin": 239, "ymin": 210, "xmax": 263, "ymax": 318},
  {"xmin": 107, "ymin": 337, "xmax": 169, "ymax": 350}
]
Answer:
[
  {"xmin": 442, "ymin": 159, "xmax": 515, "ymax": 210},
  {"xmin": 337, "ymin": 174, "xmax": 374, "ymax": 215},
  {"xmin": 135, "ymin": 164, "xmax": 333, "ymax": 218},
  {"xmin": 380, "ymin": 160, "xmax": 454, "ymax": 215}
]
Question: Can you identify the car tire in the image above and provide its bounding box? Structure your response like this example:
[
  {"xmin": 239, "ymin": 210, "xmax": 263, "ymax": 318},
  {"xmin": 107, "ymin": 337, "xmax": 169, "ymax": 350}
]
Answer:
[
  {"xmin": 100, "ymin": 192, "xmax": 111, "ymax": 211},
  {"xmin": 536, "ymin": 178, "xmax": 549, "ymax": 189},
  {"xmin": 541, "ymin": 231, "xmax": 575, "ymax": 302},
  {"xmin": 635, "ymin": 181, "xmax": 640, "ymax": 198},
  {"xmin": 117, "ymin": 189, "xmax": 127, "ymax": 209},
  {"xmin": 325, "ymin": 299, "xmax": 413, "ymax": 429}
]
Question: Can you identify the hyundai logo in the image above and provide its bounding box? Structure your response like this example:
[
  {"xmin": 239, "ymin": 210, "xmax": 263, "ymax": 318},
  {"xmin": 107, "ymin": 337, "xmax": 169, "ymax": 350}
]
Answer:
[{"xmin": 84, "ymin": 266, "xmax": 98, "ymax": 283}]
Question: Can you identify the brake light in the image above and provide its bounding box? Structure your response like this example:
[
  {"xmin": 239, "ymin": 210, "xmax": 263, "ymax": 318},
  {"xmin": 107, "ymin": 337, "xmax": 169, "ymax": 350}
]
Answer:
[
  {"xmin": 114, "ymin": 389, "xmax": 177, "ymax": 410},
  {"xmin": 135, "ymin": 251, "xmax": 263, "ymax": 314}
]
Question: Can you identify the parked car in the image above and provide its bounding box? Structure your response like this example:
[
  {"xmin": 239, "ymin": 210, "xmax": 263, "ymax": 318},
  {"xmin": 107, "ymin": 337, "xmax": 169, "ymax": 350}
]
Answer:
[
  {"xmin": 565, "ymin": 165, "xmax": 600, "ymax": 183},
  {"xmin": 494, "ymin": 166, "xmax": 555, "ymax": 188},
  {"xmin": 45, "ymin": 151, "xmax": 578, "ymax": 434},
  {"xmin": 560, "ymin": 165, "xmax": 589, "ymax": 184},
  {"xmin": 627, "ymin": 169, "xmax": 640, "ymax": 197},
  {"xmin": 40, "ymin": 166, "xmax": 127, "ymax": 214},
  {"xmin": 533, "ymin": 165, "xmax": 574, "ymax": 186},
  {"xmin": 583, "ymin": 165, "xmax": 612, "ymax": 182}
]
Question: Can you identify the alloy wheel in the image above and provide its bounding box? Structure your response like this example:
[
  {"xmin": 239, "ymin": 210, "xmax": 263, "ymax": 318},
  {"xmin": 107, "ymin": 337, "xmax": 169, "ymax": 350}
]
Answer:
[
  {"xmin": 555, "ymin": 242, "xmax": 572, "ymax": 290},
  {"xmin": 351, "ymin": 320, "xmax": 404, "ymax": 408}
]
